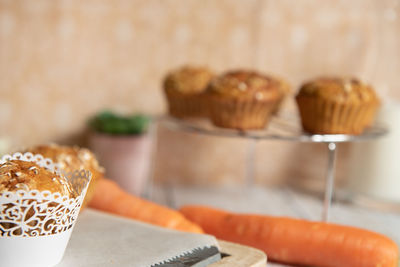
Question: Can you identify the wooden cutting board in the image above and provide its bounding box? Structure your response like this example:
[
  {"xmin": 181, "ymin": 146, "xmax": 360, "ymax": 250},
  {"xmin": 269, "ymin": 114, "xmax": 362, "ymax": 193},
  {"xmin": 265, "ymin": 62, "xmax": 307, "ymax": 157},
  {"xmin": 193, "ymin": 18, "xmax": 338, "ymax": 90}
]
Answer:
[
  {"xmin": 213, "ymin": 240, "xmax": 267, "ymax": 267},
  {"xmin": 61, "ymin": 209, "xmax": 267, "ymax": 267}
]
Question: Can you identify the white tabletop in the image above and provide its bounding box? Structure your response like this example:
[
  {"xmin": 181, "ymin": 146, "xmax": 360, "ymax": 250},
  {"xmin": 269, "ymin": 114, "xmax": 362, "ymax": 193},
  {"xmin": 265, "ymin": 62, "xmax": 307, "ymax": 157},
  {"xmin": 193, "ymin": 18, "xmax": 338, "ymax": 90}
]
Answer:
[{"xmin": 151, "ymin": 185, "xmax": 400, "ymax": 267}]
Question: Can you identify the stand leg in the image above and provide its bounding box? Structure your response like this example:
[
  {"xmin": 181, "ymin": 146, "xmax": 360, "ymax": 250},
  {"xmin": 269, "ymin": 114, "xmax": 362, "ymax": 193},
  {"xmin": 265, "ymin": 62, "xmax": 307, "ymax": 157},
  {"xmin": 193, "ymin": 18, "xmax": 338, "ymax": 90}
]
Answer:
[
  {"xmin": 322, "ymin": 142, "xmax": 338, "ymax": 222},
  {"xmin": 245, "ymin": 139, "xmax": 257, "ymax": 188}
]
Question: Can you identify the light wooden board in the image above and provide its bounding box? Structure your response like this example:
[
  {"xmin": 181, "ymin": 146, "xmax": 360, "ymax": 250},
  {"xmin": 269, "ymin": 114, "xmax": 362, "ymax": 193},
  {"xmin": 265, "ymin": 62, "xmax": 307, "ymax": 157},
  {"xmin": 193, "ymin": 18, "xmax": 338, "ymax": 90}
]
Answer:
[{"xmin": 212, "ymin": 240, "xmax": 267, "ymax": 267}]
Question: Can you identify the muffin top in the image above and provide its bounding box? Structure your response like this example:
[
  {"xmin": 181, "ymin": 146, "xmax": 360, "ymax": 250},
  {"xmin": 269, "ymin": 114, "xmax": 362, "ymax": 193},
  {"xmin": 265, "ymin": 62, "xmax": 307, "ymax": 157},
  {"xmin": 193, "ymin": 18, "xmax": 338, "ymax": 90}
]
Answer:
[
  {"xmin": 26, "ymin": 144, "xmax": 104, "ymax": 182},
  {"xmin": 297, "ymin": 77, "xmax": 379, "ymax": 104},
  {"xmin": 164, "ymin": 66, "xmax": 214, "ymax": 94},
  {"xmin": 0, "ymin": 160, "xmax": 76, "ymax": 197},
  {"xmin": 206, "ymin": 71, "xmax": 282, "ymax": 101}
]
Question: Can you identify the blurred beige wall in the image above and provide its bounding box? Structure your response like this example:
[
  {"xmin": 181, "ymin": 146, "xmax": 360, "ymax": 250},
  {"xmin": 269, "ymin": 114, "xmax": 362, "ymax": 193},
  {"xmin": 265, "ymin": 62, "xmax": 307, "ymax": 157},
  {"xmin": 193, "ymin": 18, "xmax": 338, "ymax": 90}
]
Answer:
[{"xmin": 0, "ymin": 0, "xmax": 399, "ymax": 189}]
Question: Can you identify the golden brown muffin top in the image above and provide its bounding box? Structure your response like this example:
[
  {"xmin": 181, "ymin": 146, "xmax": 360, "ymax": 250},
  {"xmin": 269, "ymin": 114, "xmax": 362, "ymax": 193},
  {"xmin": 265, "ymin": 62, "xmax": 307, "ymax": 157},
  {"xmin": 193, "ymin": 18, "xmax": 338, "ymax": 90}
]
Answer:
[
  {"xmin": 206, "ymin": 70, "xmax": 282, "ymax": 101},
  {"xmin": 0, "ymin": 160, "xmax": 76, "ymax": 197},
  {"xmin": 164, "ymin": 66, "xmax": 214, "ymax": 94},
  {"xmin": 26, "ymin": 144, "xmax": 104, "ymax": 182},
  {"xmin": 297, "ymin": 77, "xmax": 379, "ymax": 104}
]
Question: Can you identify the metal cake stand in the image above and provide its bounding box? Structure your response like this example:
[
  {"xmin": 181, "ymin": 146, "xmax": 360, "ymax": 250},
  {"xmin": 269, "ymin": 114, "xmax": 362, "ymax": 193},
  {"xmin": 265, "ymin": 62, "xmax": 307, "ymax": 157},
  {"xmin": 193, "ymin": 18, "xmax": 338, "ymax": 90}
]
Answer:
[{"xmin": 158, "ymin": 114, "xmax": 388, "ymax": 222}]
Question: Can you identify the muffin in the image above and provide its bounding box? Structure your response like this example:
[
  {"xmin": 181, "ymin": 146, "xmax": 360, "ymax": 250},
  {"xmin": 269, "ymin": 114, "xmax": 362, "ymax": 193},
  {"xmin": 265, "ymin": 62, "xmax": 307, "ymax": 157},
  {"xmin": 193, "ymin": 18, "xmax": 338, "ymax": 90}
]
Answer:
[
  {"xmin": 0, "ymin": 159, "xmax": 78, "ymax": 236},
  {"xmin": 205, "ymin": 70, "xmax": 282, "ymax": 130},
  {"xmin": 0, "ymin": 153, "xmax": 91, "ymax": 267},
  {"xmin": 296, "ymin": 77, "xmax": 380, "ymax": 135},
  {"xmin": 25, "ymin": 144, "xmax": 104, "ymax": 208},
  {"xmin": 163, "ymin": 66, "xmax": 214, "ymax": 118},
  {"xmin": 272, "ymin": 78, "xmax": 292, "ymax": 114},
  {"xmin": 0, "ymin": 160, "xmax": 76, "ymax": 197}
]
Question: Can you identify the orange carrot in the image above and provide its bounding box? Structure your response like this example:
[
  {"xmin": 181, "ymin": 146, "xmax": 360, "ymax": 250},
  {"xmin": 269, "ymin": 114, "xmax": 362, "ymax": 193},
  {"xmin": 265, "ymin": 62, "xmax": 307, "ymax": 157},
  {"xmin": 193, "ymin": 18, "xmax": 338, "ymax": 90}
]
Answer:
[
  {"xmin": 89, "ymin": 178, "xmax": 203, "ymax": 233},
  {"xmin": 180, "ymin": 205, "xmax": 399, "ymax": 267}
]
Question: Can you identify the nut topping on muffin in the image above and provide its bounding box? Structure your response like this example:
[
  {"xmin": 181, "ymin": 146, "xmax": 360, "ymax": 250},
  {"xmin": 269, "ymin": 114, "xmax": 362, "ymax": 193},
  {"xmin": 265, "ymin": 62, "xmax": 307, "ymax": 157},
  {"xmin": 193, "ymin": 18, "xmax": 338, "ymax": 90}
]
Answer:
[
  {"xmin": 0, "ymin": 160, "xmax": 76, "ymax": 197},
  {"xmin": 207, "ymin": 71, "xmax": 279, "ymax": 100}
]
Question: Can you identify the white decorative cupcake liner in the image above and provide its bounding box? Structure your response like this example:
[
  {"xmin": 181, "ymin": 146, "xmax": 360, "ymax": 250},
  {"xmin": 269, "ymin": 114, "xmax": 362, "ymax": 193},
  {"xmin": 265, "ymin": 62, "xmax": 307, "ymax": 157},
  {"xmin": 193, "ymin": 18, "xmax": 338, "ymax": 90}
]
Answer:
[{"xmin": 0, "ymin": 152, "xmax": 92, "ymax": 267}]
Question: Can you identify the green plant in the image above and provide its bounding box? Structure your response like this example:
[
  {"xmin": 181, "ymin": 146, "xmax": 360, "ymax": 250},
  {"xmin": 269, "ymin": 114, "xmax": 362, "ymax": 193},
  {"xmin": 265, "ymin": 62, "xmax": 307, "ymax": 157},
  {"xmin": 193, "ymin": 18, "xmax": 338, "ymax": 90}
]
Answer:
[{"xmin": 89, "ymin": 110, "xmax": 150, "ymax": 135}]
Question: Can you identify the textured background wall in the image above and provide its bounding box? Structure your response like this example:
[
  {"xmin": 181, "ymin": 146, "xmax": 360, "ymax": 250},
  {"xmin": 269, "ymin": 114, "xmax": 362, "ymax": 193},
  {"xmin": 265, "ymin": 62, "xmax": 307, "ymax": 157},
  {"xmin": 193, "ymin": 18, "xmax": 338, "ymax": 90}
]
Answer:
[{"xmin": 0, "ymin": 0, "xmax": 399, "ymax": 189}]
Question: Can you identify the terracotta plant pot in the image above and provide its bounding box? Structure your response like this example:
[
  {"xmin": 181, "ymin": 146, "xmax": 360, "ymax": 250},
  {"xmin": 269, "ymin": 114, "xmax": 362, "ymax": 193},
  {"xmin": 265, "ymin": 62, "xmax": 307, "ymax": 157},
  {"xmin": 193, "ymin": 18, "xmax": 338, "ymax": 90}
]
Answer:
[{"xmin": 89, "ymin": 132, "xmax": 152, "ymax": 196}]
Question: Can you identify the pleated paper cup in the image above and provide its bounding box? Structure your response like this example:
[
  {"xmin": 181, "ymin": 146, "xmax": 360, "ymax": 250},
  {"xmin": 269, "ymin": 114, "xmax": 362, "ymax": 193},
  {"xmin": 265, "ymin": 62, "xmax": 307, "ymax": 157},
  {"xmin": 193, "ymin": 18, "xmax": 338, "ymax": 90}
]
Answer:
[
  {"xmin": 0, "ymin": 152, "xmax": 91, "ymax": 267},
  {"xmin": 208, "ymin": 96, "xmax": 277, "ymax": 130},
  {"xmin": 296, "ymin": 96, "xmax": 380, "ymax": 135},
  {"xmin": 164, "ymin": 89, "xmax": 207, "ymax": 118}
]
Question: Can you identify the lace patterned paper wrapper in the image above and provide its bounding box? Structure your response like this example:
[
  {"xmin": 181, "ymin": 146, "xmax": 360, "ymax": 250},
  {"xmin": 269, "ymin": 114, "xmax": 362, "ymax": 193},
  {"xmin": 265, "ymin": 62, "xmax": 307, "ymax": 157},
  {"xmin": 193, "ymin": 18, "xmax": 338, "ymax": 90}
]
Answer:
[{"xmin": 0, "ymin": 152, "xmax": 92, "ymax": 267}]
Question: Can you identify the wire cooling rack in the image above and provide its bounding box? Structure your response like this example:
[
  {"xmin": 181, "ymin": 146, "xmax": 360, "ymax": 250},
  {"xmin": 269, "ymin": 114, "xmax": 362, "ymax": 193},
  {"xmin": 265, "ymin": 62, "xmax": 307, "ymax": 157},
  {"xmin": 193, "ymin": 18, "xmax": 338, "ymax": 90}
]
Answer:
[{"xmin": 157, "ymin": 114, "xmax": 388, "ymax": 222}]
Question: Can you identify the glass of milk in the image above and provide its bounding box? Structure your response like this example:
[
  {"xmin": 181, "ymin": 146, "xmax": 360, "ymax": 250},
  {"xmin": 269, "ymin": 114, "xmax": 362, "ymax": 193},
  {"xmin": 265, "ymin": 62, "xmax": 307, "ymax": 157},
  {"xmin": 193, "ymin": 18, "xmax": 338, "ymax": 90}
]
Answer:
[{"xmin": 346, "ymin": 101, "xmax": 400, "ymax": 203}]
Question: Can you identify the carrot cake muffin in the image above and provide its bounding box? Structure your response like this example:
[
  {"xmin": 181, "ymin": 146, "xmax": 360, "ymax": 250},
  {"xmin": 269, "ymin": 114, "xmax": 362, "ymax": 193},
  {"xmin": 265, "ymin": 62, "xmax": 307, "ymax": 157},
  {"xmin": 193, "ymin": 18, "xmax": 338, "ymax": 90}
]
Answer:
[
  {"xmin": 205, "ymin": 70, "xmax": 282, "ymax": 130},
  {"xmin": 296, "ymin": 77, "xmax": 380, "ymax": 134},
  {"xmin": 163, "ymin": 66, "xmax": 214, "ymax": 118},
  {"xmin": 26, "ymin": 144, "xmax": 104, "ymax": 207}
]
